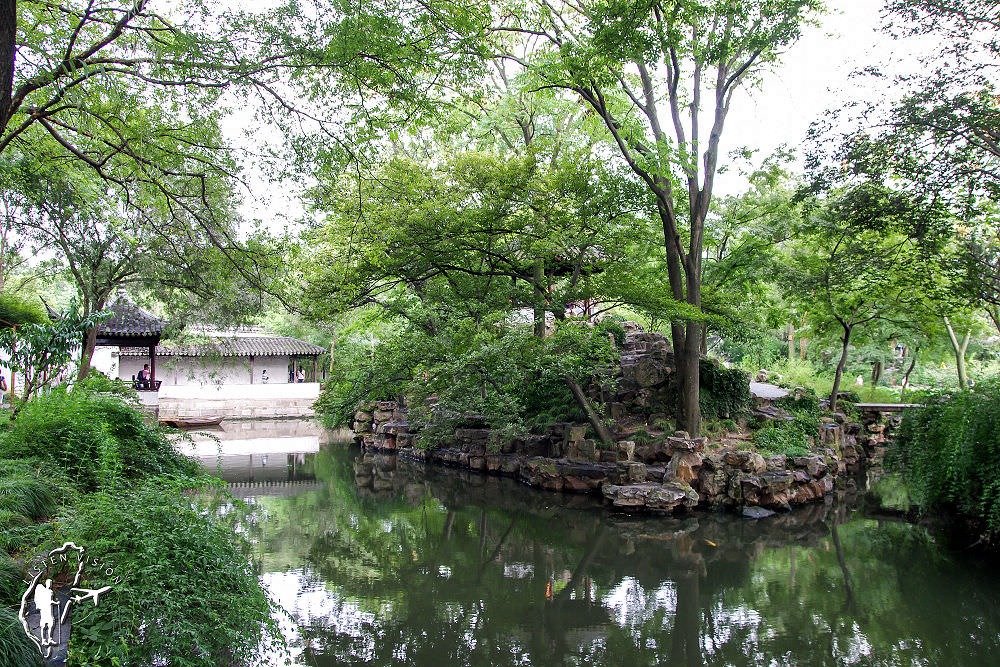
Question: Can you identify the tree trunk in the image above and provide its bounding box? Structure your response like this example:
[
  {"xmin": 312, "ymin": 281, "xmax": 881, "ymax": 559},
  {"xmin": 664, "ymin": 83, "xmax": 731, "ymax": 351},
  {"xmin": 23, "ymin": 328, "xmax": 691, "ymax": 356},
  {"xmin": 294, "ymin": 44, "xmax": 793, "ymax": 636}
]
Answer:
[
  {"xmin": 562, "ymin": 371, "xmax": 615, "ymax": 445},
  {"xmin": 799, "ymin": 337, "xmax": 808, "ymax": 361},
  {"xmin": 944, "ymin": 316, "xmax": 971, "ymax": 389},
  {"xmin": 987, "ymin": 306, "xmax": 1000, "ymax": 337},
  {"xmin": 788, "ymin": 322, "xmax": 795, "ymax": 362},
  {"xmin": 870, "ymin": 359, "xmax": 882, "ymax": 387},
  {"xmin": 77, "ymin": 326, "xmax": 98, "ymax": 381},
  {"xmin": 657, "ymin": 204, "xmax": 700, "ymax": 436},
  {"xmin": 900, "ymin": 348, "xmax": 918, "ymax": 401},
  {"xmin": 533, "ymin": 260, "xmax": 546, "ymax": 338},
  {"xmin": 829, "ymin": 324, "xmax": 853, "ymax": 413},
  {"xmin": 0, "ymin": 0, "xmax": 15, "ymax": 136},
  {"xmin": 681, "ymin": 322, "xmax": 701, "ymax": 436}
]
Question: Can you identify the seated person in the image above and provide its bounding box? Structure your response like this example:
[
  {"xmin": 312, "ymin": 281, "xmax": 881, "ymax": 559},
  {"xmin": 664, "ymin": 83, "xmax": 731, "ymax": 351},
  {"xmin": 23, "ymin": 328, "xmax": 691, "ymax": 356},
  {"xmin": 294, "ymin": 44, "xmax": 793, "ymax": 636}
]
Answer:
[{"xmin": 136, "ymin": 364, "xmax": 152, "ymax": 388}]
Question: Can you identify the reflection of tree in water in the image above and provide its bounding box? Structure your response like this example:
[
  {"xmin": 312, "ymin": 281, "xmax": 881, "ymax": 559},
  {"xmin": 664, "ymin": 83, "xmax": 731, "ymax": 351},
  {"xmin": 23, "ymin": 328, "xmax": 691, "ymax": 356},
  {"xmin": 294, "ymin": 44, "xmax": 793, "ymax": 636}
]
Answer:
[{"xmin": 254, "ymin": 446, "xmax": 1000, "ymax": 666}]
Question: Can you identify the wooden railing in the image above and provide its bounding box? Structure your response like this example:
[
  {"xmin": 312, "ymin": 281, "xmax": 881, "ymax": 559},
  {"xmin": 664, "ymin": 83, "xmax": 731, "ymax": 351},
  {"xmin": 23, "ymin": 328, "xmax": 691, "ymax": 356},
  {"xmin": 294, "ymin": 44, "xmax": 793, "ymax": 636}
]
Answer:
[{"xmin": 132, "ymin": 380, "xmax": 162, "ymax": 392}]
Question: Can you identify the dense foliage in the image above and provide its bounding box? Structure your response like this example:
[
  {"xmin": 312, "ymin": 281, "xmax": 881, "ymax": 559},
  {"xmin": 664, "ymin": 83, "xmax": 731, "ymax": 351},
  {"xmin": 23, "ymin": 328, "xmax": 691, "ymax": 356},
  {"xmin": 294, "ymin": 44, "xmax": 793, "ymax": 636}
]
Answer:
[
  {"xmin": 59, "ymin": 479, "xmax": 281, "ymax": 665},
  {"xmin": 0, "ymin": 391, "xmax": 280, "ymax": 664},
  {"xmin": 694, "ymin": 360, "xmax": 752, "ymax": 422},
  {"xmin": 0, "ymin": 308, "xmax": 107, "ymax": 408},
  {"xmin": 894, "ymin": 382, "xmax": 1000, "ymax": 536},
  {"xmin": 0, "ymin": 293, "xmax": 46, "ymax": 327},
  {"xmin": 318, "ymin": 319, "xmax": 623, "ymax": 447},
  {"xmin": 0, "ymin": 390, "xmax": 199, "ymax": 491}
]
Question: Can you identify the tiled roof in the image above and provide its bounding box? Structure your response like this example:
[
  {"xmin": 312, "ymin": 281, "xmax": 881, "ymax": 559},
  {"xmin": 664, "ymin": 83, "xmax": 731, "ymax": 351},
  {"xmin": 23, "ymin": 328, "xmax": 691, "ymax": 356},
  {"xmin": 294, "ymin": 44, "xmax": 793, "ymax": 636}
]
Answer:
[
  {"xmin": 121, "ymin": 336, "xmax": 327, "ymax": 358},
  {"xmin": 99, "ymin": 295, "xmax": 167, "ymax": 337}
]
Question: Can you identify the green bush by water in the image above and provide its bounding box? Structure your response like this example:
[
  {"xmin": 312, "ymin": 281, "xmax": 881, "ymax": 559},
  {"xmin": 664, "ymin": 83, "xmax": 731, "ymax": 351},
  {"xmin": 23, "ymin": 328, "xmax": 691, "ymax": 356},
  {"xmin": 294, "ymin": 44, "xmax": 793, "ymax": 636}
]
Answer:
[
  {"xmin": 59, "ymin": 478, "xmax": 282, "ymax": 665},
  {"xmin": 0, "ymin": 389, "xmax": 198, "ymax": 490},
  {"xmin": 893, "ymin": 382, "xmax": 1000, "ymax": 535},
  {"xmin": 0, "ymin": 392, "xmax": 280, "ymax": 664}
]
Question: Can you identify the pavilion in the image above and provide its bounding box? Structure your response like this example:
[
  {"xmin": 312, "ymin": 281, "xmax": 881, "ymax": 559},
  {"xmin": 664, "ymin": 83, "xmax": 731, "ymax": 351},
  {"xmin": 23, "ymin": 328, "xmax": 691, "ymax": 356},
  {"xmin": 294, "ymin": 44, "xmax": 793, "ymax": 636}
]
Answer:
[{"xmin": 95, "ymin": 295, "xmax": 167, "ymax": 391}]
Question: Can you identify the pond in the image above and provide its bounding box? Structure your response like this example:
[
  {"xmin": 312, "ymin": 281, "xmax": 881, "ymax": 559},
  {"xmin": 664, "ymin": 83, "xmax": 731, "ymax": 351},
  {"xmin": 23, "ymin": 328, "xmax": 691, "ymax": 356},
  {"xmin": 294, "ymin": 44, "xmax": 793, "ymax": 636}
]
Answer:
[{"xmin": 202, "ymin": 421, "xmax": 1000, "ymax": 666}]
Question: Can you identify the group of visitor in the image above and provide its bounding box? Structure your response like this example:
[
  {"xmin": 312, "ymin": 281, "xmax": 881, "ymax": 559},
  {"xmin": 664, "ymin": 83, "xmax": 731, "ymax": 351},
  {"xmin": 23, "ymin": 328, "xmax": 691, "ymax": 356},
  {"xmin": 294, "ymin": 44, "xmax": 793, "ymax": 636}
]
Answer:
[{"xmin": 259, "ymin": 367, "xmax": 307, "ymax": 383}]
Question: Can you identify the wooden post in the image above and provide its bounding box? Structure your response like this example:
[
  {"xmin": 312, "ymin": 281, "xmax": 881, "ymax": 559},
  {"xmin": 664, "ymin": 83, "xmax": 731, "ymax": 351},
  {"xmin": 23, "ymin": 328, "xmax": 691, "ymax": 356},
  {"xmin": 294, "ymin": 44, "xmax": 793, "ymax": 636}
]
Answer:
[
  {"xmin": 149, "ymin": 346, "xmax": 156, "ymax": 384},
  {"xmin": 250, "ymin": 355, "xmax": 255, "ymax": 384},
  {"xmin": 313, "ymin": 357, "xmax": 318, "ymax": 382}
]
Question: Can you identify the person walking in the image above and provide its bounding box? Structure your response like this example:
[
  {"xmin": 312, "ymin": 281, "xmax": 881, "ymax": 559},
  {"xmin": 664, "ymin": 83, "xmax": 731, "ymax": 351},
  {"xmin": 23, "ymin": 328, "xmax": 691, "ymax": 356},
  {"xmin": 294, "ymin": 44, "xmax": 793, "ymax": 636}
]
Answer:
[{"xmin": 296, "ymin": 367, "xmax": 305, "ymax": 383}]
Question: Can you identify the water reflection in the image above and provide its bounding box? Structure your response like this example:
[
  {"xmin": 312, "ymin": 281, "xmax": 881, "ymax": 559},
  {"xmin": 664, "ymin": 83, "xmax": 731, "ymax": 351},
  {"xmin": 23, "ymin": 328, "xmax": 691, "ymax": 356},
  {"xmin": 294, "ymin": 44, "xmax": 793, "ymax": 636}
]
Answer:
[
  {"xmin": 251, "ymin": 445, "xmax": 1000, "ymax": 666},
  {"xmin": 179, "ymin": 418, "xmax": 351, "ymax": 486}
]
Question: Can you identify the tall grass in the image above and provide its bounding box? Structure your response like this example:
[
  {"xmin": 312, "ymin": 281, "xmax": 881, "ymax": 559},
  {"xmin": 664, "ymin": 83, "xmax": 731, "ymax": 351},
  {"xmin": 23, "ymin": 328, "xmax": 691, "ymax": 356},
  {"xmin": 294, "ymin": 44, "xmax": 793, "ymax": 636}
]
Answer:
[
  {"xmin": 0, "ymin": 606, "xmax": 41, "ymax": 666},
  {"xmin": 0, "ymin": 478, "xmax": 56, "ymax": 520},
  {"xmin": 0, "ymin": 555, "xmax": 25, "ymax": 606}
]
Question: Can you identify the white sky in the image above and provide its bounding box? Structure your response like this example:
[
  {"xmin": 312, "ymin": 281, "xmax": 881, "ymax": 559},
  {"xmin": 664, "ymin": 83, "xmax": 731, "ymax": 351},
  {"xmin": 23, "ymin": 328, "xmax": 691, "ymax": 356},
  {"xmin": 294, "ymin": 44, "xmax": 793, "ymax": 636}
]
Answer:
[
  {"xmin": 717, "ymin": 0, "xmax": 889, "ymax": 194},
  {"xmin": 230, "ymin": 0, "xmax": 925, "ymax": 226}
]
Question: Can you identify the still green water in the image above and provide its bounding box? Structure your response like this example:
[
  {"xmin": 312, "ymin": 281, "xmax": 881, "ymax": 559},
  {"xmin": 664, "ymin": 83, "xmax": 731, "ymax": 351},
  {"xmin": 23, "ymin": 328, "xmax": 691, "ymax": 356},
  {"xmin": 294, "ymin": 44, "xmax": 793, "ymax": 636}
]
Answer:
[{"xmin": 233, "ymin": 442, "xmax": 1000, "ymax": 666}]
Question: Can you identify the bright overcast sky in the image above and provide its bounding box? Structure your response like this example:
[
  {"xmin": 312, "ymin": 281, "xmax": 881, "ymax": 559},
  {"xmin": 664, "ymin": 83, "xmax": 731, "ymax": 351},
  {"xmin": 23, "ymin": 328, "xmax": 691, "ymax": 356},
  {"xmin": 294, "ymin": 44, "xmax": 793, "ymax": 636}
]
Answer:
[
  {"xmin": 716, "ymin": 0, "xmax": 910, "ymax": 196},
  {"xmin": 233, "ymin": 0, "xmax": 923, "ymax": 226}
]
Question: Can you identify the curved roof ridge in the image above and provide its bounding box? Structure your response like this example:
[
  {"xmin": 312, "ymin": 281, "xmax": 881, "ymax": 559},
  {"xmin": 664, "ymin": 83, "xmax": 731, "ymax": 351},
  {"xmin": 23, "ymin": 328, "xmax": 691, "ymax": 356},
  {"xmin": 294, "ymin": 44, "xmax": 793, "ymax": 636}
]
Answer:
[{"xmin": 98, "ymin": 294, "xmax": 168, "ymax": 337}]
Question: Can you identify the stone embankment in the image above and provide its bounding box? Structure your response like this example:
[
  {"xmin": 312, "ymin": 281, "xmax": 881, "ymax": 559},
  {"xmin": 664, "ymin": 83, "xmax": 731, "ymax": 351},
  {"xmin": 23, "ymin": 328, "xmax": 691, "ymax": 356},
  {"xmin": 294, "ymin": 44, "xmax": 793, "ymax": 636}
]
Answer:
[
  {"xmin": 351, "ymin": 328, "xmax": 899, "ymax": 516},
  {"xmin": 351, "ymin": 397, "xmax": 897, "ymax": 516}
]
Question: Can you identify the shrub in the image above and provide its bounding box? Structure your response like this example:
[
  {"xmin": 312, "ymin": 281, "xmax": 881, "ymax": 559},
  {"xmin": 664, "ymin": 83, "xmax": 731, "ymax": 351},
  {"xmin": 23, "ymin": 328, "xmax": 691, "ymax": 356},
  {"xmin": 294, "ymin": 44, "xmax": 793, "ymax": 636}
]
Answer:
[
  {"xmin": 776, "ymin": 392, "xmax": 822, "ymax": 435},
  {"xmin": 632, "ymin": 429, "xmax": 653, "ymax": 445},
  {"xmin": 893, "ymin": 382, "xmax": 1000, "ymax": 535},
  {"xmin": 594, "ymin": 317, "xmax": 626, "ymax": 347},
  {"xmin": 0, "ymin": 389, "xmax": 198, "ymax": 491},
  {"xmin": 77, "ymin": 368, "xmax": 137, "ymax": 399},
  {"xmin": 752, "ymin": 425, "xmax": 811, "ymax": 458},
  {"xmin": 749, "ymin": 393, "xmax": 821, "ymax": 458},
  {"xmin": 836, "ymin": 390, "xmax": 862, "ymax": 405},
  {"xmin": 700, "ymin": 360, "xmax": 752, "ymax": 419},
  {"xmin": 58, "ymin": 478, "xmax": 282, "ymax": 665},
  {"xmin": 702, "ymin": 418, "xmax": 739, "ymax": 438}
]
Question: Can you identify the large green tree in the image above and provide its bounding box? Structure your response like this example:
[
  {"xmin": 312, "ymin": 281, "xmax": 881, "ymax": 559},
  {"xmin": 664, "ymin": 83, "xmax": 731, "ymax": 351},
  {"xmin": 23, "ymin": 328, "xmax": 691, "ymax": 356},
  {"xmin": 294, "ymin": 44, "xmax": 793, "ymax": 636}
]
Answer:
[
  {"xmin": 483, "ymin": 0, "xmax": 823, "ymax": 434},
  {"xmin": 306, "ymin": 144, "xmax": 681, "ymax": 440},
  {"xmin": 783, "ymin": 184, "xmax": 952, "ymax": 410},
  {"xmin": 0, "ymin": 0, "xmax": 487, "ymax": 310},
  {"xmin": 3, "ymin": 153, "xmax": 285, "ymax": 378}
]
